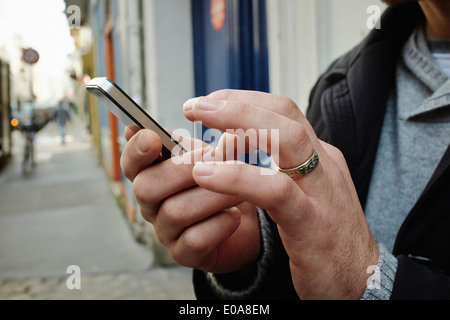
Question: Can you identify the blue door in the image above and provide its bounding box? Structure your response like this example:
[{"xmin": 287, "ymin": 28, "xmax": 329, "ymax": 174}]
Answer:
[
  {"xmin": 192, "ymin": 0, "xmax": 269, "ymax": 96},
  {"xmin": 192, "ymin": 0, "xmax": 270, "ymax": 165}
]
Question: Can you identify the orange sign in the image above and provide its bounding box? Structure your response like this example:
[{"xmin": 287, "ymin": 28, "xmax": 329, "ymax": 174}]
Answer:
[
  {"xmin": 11, "ymin": 118, "xmax": 19, "ymax": 127},
  {"xmin": 210, "ymin": 0, "xmax": 226, "ymax": 31}
]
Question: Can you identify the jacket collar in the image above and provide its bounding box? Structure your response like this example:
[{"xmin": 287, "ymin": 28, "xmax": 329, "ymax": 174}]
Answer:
[
  {"xmin": 331, "ymin": 2, "xmax": 450, "ymax": 211},
  {"xmin": 321, "ymin": 2, "xmax": 426, "ymax": 207},
  {"xmin": 325, "ymin": 2, "xmax": 425, "ymax": 80}
]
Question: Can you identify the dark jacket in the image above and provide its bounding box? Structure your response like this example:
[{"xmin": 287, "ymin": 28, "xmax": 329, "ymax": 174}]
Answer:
[{"xmin": 194, "ymin": 2, "xmax": 450, "ymax": 300}]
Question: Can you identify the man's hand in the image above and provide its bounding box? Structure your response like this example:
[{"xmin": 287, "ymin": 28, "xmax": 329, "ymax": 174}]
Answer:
[
  {"xmin": 183, "ymin": 89, "xmax": 379, "ymax": 300},
  {"xmin": 120, "ymin": 126, "xmax": 261, "ymax": 275}
]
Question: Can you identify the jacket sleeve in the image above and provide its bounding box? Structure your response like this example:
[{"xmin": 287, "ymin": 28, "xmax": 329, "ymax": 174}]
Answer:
[
  {"xmin": 193, "ymin": 209, "xmax": 298, "ymax": 300},
  {"xmin": 390, "ymin": 255, "xmax": 450, "ymax": 300}
]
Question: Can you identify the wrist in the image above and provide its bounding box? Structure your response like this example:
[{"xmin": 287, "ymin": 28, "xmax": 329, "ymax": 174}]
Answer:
[
  {"xmin": 361, "ymin": 243, "xmax": 398, "ymax": 300},
  {"xmin": 204, "ymin": 208, "xmax": 275, "ymax": 299}
]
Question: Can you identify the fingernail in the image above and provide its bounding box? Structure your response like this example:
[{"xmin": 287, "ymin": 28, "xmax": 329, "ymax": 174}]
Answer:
[
  {"xmin": 194, "ymin": 162, "xmax": 218, "ymax": 177},
  {"xmin": 183, "ymin": 98, "xmax": 198, "ymax": 112},
  {"xmin": 226, "ymin": 207, "xmax": 241, "ymax": 220},
  {"xmin": 197, "ymin": 97, "xmax": 225, "ymax": 111},
  {"xmin": 137, "ymin": 130, "xmax": 150, "ymax": 153}
]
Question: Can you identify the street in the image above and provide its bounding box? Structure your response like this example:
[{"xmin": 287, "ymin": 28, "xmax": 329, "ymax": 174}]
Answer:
[{"xmin": 0, "ymin": 115, "xmax": 195, "ymax": 300}]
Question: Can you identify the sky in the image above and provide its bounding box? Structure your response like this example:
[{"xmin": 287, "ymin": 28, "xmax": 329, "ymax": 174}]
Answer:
[{"xmin": 0, "ymin": 0, "xmax": 75, "ymax": 103}]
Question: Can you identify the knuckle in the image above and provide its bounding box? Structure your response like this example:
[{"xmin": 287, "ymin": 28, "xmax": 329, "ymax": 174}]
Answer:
[
  {"xmin": 322, "ymin": 142, "xmax": 347, "ymax": 167},
  {"xmin": 139, "ymin": 207, "xmax": 153, "ymax": 224},
  {"xmin": 274, "ymin": 176, "xmax": 297, "ymax": 204},
  {"xmin": 286, "ymin": 121, "xmax": 309, "ymax": 150},
  {"xmin": 183, "ymin": 230, "xmax": 211, "ymax": 258},
  {"xmin": 138, "ymin": 200, "xmax": 160, "ymax": 224},
  {"xmin": 262, "ymin": 174, "xmax": 300, "ymax": 213},
  {"xmin": 170, "ymin": 245, "xmax": 191, "ymax": 267},
  {"xmin": 169, "ymin": 229, "xmax": 212, "ymax": 269},
  {"xmin": 226, "ymin": 163, "xmax": 244, "ymax": 188},
  {"xmin": 329, "ymin": 145, "xmax": 346, "ymax": 163},
  {"xmin": 208, "ymin": 89, "xmax": 232, "ymax": 100},
  {"xmin": 277, "ymin": 95, "xmax": 301, "ymax": 119},
  {"xmin": 132, "ymin": 173, "xmax": 156, "ymax": 207},
  {"xmin": 132, "ymin": 175, "xmax": 146, "ymax": 203},
  {"xmin": 120, "ymin": 151, "xmax": 134, "ymax": 181},
  {"xmin": 227, "ymin": 101, "xmax": 250, "ymax": 122},
  {"xmin": 159, "ymin": 198, "xmax": 188, "ymax": 228},
  {"xmin": 152, "ymin": 220, "xmax": 170, "ymax": 246}
]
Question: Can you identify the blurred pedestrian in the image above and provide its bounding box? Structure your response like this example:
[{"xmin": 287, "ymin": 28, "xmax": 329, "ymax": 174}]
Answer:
[{"xmin": 53, "ymin": 100, "xmax": 71, "ymax": 144}]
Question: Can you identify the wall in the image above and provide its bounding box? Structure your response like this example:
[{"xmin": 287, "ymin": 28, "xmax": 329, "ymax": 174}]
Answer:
[
  {"xmin": 267, "ymin": 0, "xmax": 387, "ymax": 112},
  {"xmin": 142, "ymin": 0, "xmax": 195, "ymax": 135}
]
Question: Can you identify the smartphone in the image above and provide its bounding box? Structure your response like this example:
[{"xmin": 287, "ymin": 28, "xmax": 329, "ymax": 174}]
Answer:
[{"xmin": 86, "ymin": 77, "xmax": 185, "ymax": 160}]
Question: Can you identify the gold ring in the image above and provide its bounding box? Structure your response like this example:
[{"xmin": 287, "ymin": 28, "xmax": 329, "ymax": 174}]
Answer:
[{"xmin": 279, "ymin": 150, "xmax": 319, "ymax": 180}]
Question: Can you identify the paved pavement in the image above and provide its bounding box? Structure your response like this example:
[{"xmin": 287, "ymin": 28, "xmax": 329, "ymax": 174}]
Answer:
[{"xmin": 0, "ymin": 115, "xmax": 196, "ymax": 300}]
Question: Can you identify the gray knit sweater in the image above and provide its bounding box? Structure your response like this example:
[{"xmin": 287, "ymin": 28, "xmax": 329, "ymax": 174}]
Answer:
[{"xmin": 362, "ymin": 25, "xmax": 450, "ymax": 300}]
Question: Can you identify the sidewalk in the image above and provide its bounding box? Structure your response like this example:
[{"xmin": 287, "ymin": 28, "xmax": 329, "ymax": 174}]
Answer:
[{"xmin": 0, "ymin": 115, "xmax": 195, "ymax": 300}]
